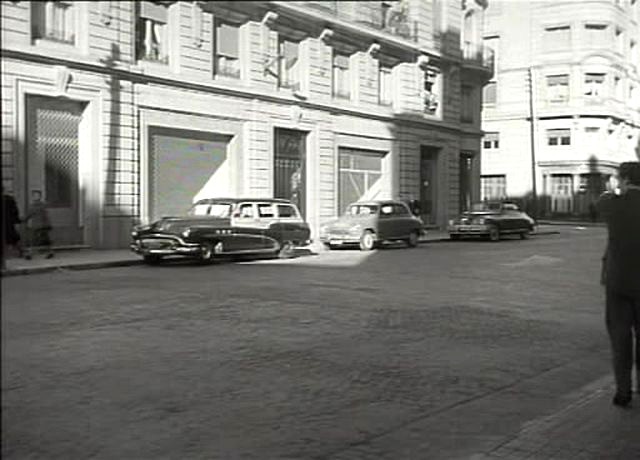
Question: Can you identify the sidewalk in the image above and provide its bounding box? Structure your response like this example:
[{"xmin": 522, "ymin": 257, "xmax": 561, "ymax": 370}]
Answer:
[{"xmin": 1, "ymin": 227, "xmax": 561, "ymax": 278}]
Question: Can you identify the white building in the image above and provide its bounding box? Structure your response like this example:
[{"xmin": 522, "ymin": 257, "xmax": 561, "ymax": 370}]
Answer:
[{"xmin": 481, "ymin": 0, "xmax": 640, "ymax": 217}]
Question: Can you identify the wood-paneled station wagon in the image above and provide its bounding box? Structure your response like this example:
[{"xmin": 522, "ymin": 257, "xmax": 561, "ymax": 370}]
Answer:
[
  {"xmin": 131, "ymin": 198, "xmax": 311, "ymax": 264},
  {"xmin": 319, "ymin": 200, "xmax": 425, "ymax": 251}
]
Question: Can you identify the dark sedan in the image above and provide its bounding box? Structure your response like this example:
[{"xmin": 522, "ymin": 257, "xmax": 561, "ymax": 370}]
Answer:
[
  {"xmin": 131, "ymin": 198, "xmax": 311, "ymax": 264},
  {"xmin": 448, "ymin": 201, "xmax": 536, "ymax": 241},
  {"xmin": 319, "ymin": 200, "xmax": 424, "ymax": 251}
]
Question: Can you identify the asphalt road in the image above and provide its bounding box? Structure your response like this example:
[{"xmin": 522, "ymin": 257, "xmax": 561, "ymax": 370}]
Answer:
[{"xmin": 2, "ymin": 227, "xmax": 613, "ymax": 459}]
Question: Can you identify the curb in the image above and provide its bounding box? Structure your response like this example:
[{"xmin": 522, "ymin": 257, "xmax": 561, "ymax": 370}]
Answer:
[{"xmin": 1, "ymin": 259, "xmax": 142, "ymax": 278}]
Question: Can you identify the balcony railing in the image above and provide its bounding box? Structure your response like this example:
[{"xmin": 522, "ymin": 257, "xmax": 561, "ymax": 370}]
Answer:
[
  {"xmin": 462, "ymin": 41, "xmax": 494, "ymax": 72},
  {"xmin": 305, "ymin": 1, "xmax": 418, "ymax": 43}
]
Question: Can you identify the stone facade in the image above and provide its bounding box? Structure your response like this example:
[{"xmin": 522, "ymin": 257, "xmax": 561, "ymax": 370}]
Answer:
[
  {"xmin": 480, "ymin": 0, "xmax": 640, "ymax": 217},
  {"xmin": 1, "ymin": 0, "xmax": 491, "ymax": 248}
]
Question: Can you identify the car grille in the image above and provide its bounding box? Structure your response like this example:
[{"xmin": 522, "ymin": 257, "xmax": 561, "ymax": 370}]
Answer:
[{"xmin": 140, "ymin": 238, "xmax": 176, "ymax": 250}]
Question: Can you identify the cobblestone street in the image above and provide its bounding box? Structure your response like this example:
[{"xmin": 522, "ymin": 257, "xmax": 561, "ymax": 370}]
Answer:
[{"xmin": 2, "ymin": 228, "xmax": 637, "ymax": 459}]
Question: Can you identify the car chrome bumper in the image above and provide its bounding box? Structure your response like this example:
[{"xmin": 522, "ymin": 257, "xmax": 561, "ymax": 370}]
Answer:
[
  {"xmin": 448, "ymin": 224, "xmax": 490, "ymax": 235},
  {"xmin": 130, "ymin": 234, "xmax": 202, "ymax": 257},
  {"xmin": 319, "ymin": 234, "xmax": 371, "ymax": 245}
]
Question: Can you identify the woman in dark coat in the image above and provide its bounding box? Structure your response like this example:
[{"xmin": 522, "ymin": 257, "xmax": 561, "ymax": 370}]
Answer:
[{"xmin": 2, "ymin": 187, "xmax": 23, "ymax": 257}]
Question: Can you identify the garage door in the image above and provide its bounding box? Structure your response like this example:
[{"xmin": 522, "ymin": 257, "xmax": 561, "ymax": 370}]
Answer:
[{"xmin": 149, "ymin": 127, "xmax": 229, "ymax": 220}]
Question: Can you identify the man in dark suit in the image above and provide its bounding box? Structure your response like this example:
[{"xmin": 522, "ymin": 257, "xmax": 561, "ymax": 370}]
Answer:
[{"xmin": 598, "ymin": 161, "xmax": 640, "ymax": 408}]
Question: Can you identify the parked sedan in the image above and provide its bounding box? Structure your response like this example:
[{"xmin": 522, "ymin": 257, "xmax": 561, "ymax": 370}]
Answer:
[
  {"xmin": 130, "ymin": 198, "xmax": 311, "ymax": 264},
  {"xmin": 448, "ymin": 201, "xmax": 536, "ymax": 241},
  {"xmin": 319, "ymin": 200, "xmax": 424, "ymax": 251}
]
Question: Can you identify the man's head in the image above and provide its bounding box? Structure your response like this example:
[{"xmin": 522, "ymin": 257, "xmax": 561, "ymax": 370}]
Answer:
[
  {"xmin": 31, "ymin": 190, "xmax": 43, "ymax": 201},
  {"xmin": 618, "ymin": 162, "xmax": 640, "ymax": 191}
]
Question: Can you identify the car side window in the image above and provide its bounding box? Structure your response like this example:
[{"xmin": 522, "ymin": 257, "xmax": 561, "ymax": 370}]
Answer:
[
  {"xmin": 380, "ymin": 205, "xmax": 394, "ymax": 217},
  {"xmin": 257, "ymin": 204, "xmax": 275, "ymax": 218},
  {"xmin": 393, "ymin": 204, "xmax": 409, "ymax": 216},
  {"xmin": 277, "ymin": 204, "xmax": 298, "ymax": 219},
  {"xmin": 238, "ymin": 203, "xmax": 255, "ymax": 218}
]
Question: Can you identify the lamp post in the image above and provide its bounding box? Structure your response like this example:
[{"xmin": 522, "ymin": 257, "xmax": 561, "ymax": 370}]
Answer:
[{"xmin": 528, "ymin": 66, "xmax": 538, "ymax": 219}]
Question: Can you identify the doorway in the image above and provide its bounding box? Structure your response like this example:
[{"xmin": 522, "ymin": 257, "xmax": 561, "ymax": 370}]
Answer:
[
  {"xmin": 274, "ymin": 128, "xmax": 306, "ymax": 217},
  {"xmin": 420, "ymin": 146, "xmax": 439, "ymax": 226},
  {"xmin": 459, "ymin": 152, "xmax": 474, "ymax": 212},
  {"xmin": 25, "ymin": 95, "xmax": 85, "ymax": 246}
]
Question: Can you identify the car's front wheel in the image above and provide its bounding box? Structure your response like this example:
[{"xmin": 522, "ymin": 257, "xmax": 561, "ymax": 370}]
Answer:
[
  {"xmin": 520, "ymin": 229, "xmax": 531, "ymax": 239},
  {"xmin": 488, "ymin": 225, "xmax": 500, "ymax": 242},
  {"xmin": 277, "ymin": 241, "xmax": 295, "ymax": 258},
  {"xmin": 406, "ymin": 230, "xmax": 420, "ymax": 248},
  {"xmin": 200, "ymin": 242, "xmax": 223, "ymax": 264},
  {"xmin": 359, "ymin": 230, "xmax": 377, "ymax": 251}
]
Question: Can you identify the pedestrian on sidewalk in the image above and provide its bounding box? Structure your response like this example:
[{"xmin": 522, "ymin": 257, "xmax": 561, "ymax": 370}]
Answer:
[
  {"xmin": 2, "ymin": 186, "xmax": 24, "ymax": 260},
  {"xmin": 23, "ymin": 190, "xmax": 54, "ymax": 260},
  {"xmin": 598, "ymin": 161, "xmax": 640, "ymax": 408}
]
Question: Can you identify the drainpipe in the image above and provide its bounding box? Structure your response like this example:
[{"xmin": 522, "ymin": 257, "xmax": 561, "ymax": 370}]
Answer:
[{"xmin": 528, "ymin": 67, "xmax": 538, "ymax": 219}]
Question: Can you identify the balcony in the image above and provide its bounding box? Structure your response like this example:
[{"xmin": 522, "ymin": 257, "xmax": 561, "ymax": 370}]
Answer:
[
  {"xmin": 462, "ymin": 41, "xmax": 494, "ymax": 76},
  {"xmin": 305, "ymin": 1, "xmax": 418, "ymax": 43}
]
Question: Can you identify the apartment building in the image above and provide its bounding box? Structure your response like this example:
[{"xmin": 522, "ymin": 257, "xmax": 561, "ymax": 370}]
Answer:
[
  {"xmin": 1, "ymin": 0, "xmax": 491, "ymax": 249},
  {"xmin": 480, "ymin": 0, "xmax": 640, "ymax": 217}
]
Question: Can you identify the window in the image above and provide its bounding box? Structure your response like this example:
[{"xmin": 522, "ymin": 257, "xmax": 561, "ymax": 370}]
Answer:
[
  {"xmin": 584, "ymin": 24, "xmax": 608, "ymax": 47},
  {"xmin": 379, "ymin": 66, "xmax": 393, "ymax": 106},
  {"xmin": 483, "ymin": 81, "xmax": 497, "ymax": 104},
  {"xmin": 277, "ymin": 204, "xmax": 298, "ymax": 218},
  {"xmin": 214, "ymin": 21, "xmax": 240, "ymax": 78},
  {"xmin": 423, "ymin": 69, "xmax": 440, "ymax": 114},
  {"xmin": 614, "ymin": 76, "xmax": 623, "ymax": 100},
  {"xmin": 338, "ymin": 148, "xmax": 382, "ymax": 214},
  {"xmin": 483, "ymin": 132, "xmax": 499, "ymax": 149},
  {"xmin": 136, "ymin": 1, "xmax": 168, "ymax": 63},
  {"xmin": 238, "ymin": 203, "xmax": 255, "ymax": 218},
  {"xmin": 584, "ymin": 73, "xmax": 605, "ymax": 97},
  {"xmin": 547, "ymin": 129, "xmax": 571, "ymax": 146},
  {"xmin": 481, "ymin": 175, "xmax": 506, "ymax": 201},
  {"xmin": 631, "ymin": 40, "xmax": 637, "ymax": 63},
  {"xmin": 278, "ymin": 39, "xmax": 300, "ymax": 89},
  {"xmin": 543, "ymin": 26, "xmax": 570, "ymax": 50},
  {"xmin": 392, "ymin": 203, "xmax": 410, "ymax": 216},
  {"xmin": 333, "ymin": 53, "xmax": 351, "ymax": 99},
  {"xmin": 546, "ymin": 75, "xmax": 569, "ymax": 103},
  {"xmin": 460, "ymin": 85, "xmax": 474, "ymax": 123},
  {"xmin": 483, "ymin": 35, "xmax": 499, "ymax": 74},
  {"xmin": 616, "ymin": 28, "xmax": 624, "ymax": 54},
  {"xmin": 257, "ymin": 204, "xmax": 275, "ymax": 218},
  {"xmin": 32, "ymin": 1, "xmax": 75, "ymax": 44}
]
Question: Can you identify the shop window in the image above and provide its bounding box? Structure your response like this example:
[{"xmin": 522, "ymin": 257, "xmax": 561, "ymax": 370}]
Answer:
[
  {"xmin": 546, "ymin": 74, "xmax": 569, "ymax": 104},
  {"xmin": 333, "ymin": 53, "xmax": 351, "ymax": 100},
  {"xmin": 214, "ymin": 21, "xmax": 240, "ymax": 78},
  {"xmin": 547, "ymin": 129, "xmax": 571, "ymax": 146},
  {"xmin": 338, "ymin": 148, "xmax": 383, "ymax": 214},
  {"xmin": 136, "ymin": 1, "xmax": 169, "ymax": 63},
  {"xmin": 481, "ymin": 175, "xmax": 506, "ymax": 201},
  {"xmin": 32, "ymin": 1, "xmax": 75, "ymax": 44}
]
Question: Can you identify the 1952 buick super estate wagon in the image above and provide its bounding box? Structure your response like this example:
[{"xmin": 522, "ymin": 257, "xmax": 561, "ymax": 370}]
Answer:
[{"xmin": 131, "ymin": 198, "xmax": 311, "ymax": 264}]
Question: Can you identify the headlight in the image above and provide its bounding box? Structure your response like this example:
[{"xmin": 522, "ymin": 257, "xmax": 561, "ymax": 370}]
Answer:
[
  {"xmin": 182, "ymin": 228, "xmax": 191, "ymax": 238},
  {"xmin": 474, "ymin": 217, "xmax": 485, "ymax": 225},
  {"xmin": 448, "ymin": 219, "xmax": 455, "ymax": 226}
]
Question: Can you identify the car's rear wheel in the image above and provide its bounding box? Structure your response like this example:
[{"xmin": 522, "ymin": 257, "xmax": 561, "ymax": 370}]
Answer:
[
  {"xmin": 488, "ymin": 225, "xmax": 500, "ymax": 242},
  {"xmin": 278, "ymin": 241, "xmax": 295, "ymax": 258},
  {"xmin": 143, "ymin": 254, "xmax": 162, "ymax": 265},
  {"xmin": 406, "ymin": 230, "xmax": 419, "ymax": 248},
  {"xmin": 359, "ymin": 230, "xmax": 376, "ymax": 251}
]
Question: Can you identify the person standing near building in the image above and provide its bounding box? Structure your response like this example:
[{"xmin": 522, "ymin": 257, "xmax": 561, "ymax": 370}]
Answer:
[
  {"xmin": 2, "ymin": 186, "xmax": 23, "ymax": 260},
  {"xmin": 24, "ymin": 190, "xmax": 54, "ymax": 260},
  {"xmin": 598, "ymin": 161, "xmax": 640, "ymax": 408}
]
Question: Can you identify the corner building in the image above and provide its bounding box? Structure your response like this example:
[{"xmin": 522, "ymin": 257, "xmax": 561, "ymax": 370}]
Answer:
[
  {"xmin": 1, "ymin": 0, "xmax": 491, "ymax": 248},
  {"xmin": 481, "ymin": 0, "xmax": 640, "ymax": 217}
]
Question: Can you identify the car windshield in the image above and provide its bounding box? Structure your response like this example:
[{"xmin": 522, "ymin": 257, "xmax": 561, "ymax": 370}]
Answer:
[
  {"xmin": 470, "ymin": 202, "xmax": 502, "ymax": 212},
  {"xmin": 189, "ymin": 202, "xmax": 232, "ymax": 218},
  {"xmin": 347, "ymin": 204, "xmax": 379, "ymax": 216}
]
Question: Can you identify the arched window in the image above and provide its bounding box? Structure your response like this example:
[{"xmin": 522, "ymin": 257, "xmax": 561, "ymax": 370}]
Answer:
[{"xmin": 462, "ymin": 10, "xmax": 477, "ymax": 58}]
